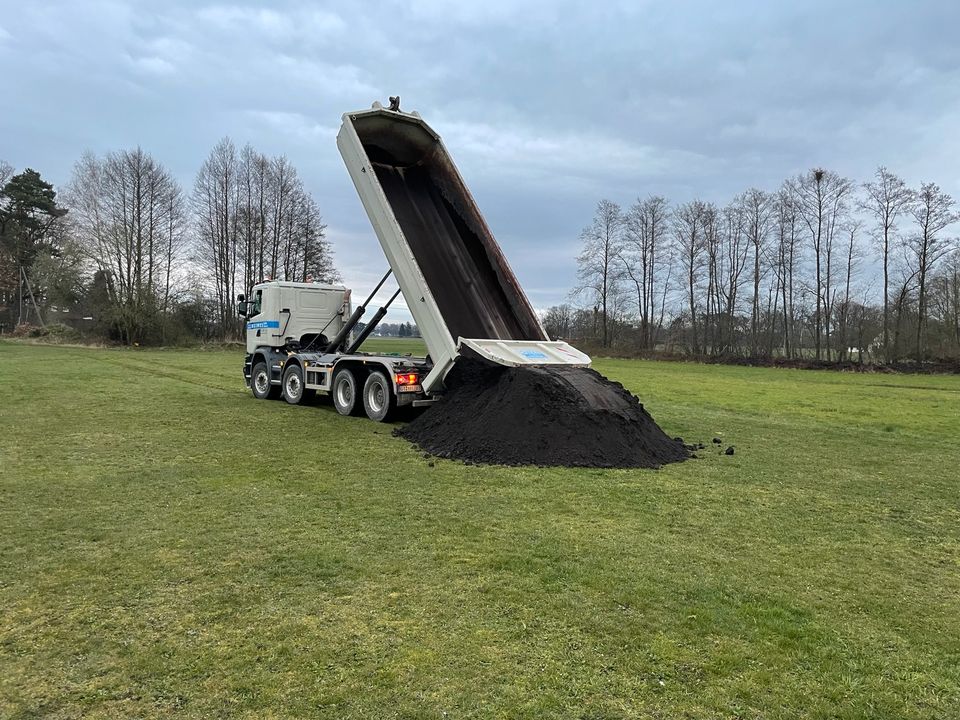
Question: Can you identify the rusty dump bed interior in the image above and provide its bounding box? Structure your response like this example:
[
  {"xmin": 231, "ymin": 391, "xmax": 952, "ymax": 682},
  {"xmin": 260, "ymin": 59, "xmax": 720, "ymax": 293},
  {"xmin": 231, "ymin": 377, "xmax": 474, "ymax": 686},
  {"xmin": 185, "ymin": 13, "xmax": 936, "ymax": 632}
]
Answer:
[{"xmin": 350, "ymin": 113, "xmax": 547, "ymax": 343}]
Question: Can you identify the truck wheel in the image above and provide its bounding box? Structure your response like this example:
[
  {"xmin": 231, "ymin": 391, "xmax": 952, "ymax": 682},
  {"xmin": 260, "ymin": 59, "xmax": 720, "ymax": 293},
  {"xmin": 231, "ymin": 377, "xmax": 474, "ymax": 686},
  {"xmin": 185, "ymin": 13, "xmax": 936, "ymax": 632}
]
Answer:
[
  {"xmin": 252, "ymin": 361, "xmax": 280, "ymax": 400},
  {"xmin": 363, "ymin": 370, "xmax": 396, "ymax": 422},
  {"xmin": 282, "ymin": 363, "xmax": 315, "ymax": 405},
  {"xmin": 332, "ymin": 368, "xmax": 362, "ymax": 416}
]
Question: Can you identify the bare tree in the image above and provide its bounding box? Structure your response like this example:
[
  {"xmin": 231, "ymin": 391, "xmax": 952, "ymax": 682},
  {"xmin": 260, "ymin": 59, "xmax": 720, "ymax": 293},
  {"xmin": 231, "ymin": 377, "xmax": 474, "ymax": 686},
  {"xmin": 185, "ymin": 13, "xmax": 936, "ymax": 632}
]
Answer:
[
  {"xmin": 737, "ymin": 188, "xmax": 774, "ymax": 356},
  {"xmin": 299, "ymin": 195, "xmax": 335, "ymax": 282},
  {"xmin": 67, "ymin": 148, "xmax": 187, "ymax": 343},
  {"xmin": 560, "ymin": 167, "xmax": 960, "ymax": 364},
  {"xmin": 927, "ymin": 253, "xmax": 960, "ymax": 358},
  {"xmin": 621, "ymin": 201, "xmax": 649, "ymax": 347},
  {"xmin": 237, "ymin": 144, "xmax": 270, "ymax": 294},
  {"xmin": 193, "ymin": 138, "xmax": 240, "ymax": 336},
  {"xmin": 891, "ymin": 248, "xmax": 919, "ymax": 358},
  {"xmin": 194, "ymin": 140, "xmax": 338, "ymax": 339},
  {"xmin": 836, "ymin": 220, "xmax": 863, "ymax": 359},
  {"xmin": 718, "ymin": 201, "xmax": 749, "ymax": 354},
  {"xmin": 702, "ymin": 202, "xmax": 722, "ymax": 355},
  {"xmin": 268, "ymin": 155, "xmax": 296, "ymax": 277},
  {"xmin": 950, "ymin": 251, "xmax": 960, "ymax": 354},
  {"xmin": 542, "ymin": 303, "xmax": 574, "ymax": 339},
  {"xmin": 772, "ymin": 186, "xmax": 801, "ymax": 358},
  {"xmin": 575, "ymin": 199, "xmax": 623, "ymax": 347},
  {"xmin": 861, "ymin": 167, "xmax": 915, "ymax": 361},
  {"xmin": 621, "ymin": 196, "xmax": 670, "ymax": 349},
  {"xmin": 794, "ymin": 168, "xmax": 853, "ymax": 359},
  {"xmin": 908, "ymin": 182, "xmax": 958, "ymax": 360},
  {"xmin": 673, "ymin": 200, "xmax": 708, "ymax": 355},
  {"xmin": 934, "ymin": 250, "xmax": 960, "ymax": 356}
]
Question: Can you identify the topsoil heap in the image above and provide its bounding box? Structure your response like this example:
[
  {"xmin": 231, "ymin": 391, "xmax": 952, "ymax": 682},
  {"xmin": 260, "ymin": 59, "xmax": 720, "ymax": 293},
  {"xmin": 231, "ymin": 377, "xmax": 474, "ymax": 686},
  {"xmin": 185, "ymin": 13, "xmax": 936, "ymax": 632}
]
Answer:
[{"xmin": 237, "ymin": 99, "xmax": 687, "ymax": 469}]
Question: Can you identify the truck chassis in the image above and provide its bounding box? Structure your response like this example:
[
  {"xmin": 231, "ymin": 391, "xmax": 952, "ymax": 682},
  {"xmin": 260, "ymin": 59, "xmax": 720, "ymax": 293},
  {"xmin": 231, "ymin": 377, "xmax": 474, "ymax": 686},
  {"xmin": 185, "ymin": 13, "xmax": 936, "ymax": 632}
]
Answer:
[{"xmin": 244, "ymin": 346, "xmax": 433, "ymax": 422}]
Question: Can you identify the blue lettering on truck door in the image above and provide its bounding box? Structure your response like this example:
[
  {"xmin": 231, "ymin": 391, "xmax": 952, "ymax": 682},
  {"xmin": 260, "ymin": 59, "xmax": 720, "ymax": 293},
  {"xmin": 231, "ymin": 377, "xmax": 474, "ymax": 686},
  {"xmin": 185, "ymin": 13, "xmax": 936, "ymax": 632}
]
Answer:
[{"xmin": 247, "ymin": 320, "xmax": 280, "ymax": 330}]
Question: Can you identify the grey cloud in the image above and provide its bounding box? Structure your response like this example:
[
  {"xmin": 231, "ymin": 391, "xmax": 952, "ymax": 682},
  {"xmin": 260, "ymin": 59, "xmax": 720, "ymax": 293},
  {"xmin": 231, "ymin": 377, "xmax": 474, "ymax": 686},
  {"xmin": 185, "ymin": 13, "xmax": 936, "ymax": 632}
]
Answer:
[{"xmin": 2, "ymin": 0, "xmax": 959, "ymax": 317}]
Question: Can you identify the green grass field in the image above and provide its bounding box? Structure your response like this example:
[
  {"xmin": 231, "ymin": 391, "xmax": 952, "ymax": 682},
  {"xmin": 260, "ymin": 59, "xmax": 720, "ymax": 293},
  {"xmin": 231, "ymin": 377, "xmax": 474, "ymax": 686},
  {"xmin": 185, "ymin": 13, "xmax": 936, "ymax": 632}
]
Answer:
[
  {"xmin": 359, "ymin": 336, "xmax": 427, "ymax": 356},
  {"xmin": 1, "ymin": 339, "xmax": 958, "ymax": 719}
]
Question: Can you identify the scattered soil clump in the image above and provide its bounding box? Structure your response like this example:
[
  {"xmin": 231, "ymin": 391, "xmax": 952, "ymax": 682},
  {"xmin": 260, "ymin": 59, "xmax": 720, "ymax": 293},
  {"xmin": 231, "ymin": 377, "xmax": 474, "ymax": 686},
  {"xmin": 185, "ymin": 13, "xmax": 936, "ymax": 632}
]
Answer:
[{"xmin": 396, "ymin": 359, "xmax": 689, "ymax": 469}]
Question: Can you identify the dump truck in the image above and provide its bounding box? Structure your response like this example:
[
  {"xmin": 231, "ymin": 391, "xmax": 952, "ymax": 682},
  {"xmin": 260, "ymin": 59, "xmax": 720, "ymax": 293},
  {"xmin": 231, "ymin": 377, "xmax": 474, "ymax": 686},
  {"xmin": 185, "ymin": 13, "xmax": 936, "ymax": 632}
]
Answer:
[{"xmin": 239, "ymin": 100, "xmax": 590, "ymax": 421}]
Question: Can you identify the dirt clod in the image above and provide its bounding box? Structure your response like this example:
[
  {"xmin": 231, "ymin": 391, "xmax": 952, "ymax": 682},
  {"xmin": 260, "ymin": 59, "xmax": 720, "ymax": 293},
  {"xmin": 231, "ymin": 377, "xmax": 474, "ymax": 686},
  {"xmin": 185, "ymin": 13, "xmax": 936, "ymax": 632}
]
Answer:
[
  {"xmin": 396, "ymin": 359, "xmax": 689, "ymax": 469},
  {"xmin": 724, "ymin": 446, "xmax": 735, "ymax": 456},
  {"xmin": 712, "ymin": 437, "xmax": 722, "ymax": 444}
]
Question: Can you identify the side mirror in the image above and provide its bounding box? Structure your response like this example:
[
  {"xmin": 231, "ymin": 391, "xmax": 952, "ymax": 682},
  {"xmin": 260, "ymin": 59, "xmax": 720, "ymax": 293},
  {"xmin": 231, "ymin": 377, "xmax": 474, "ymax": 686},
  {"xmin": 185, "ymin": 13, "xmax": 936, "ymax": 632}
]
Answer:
[
  {"xmin": 237, "ymin": 301, "xmax": 248, "ymax": 318},
  {"xmin": 237, "ymin": 293, "xmax": 246, "ymax": 302}
]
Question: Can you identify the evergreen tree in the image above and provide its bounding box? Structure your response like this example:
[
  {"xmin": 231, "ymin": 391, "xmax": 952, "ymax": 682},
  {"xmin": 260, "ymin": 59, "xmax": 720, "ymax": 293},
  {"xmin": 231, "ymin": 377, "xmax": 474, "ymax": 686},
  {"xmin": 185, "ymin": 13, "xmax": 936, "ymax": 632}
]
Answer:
[{"xmin": 0, "ymin": 168, "xmax": 68, "ymax": 324}]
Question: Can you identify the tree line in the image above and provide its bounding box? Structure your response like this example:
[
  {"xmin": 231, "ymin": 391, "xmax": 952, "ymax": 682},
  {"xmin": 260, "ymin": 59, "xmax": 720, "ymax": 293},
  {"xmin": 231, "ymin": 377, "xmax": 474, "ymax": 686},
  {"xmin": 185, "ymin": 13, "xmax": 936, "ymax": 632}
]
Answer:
[
  {"xmin": 554, "ymin": 167, "xmax": 959, "ymax": 363},
  {"xmin": 5, "ymin": 151, "xmax": 958, "ymax": 362},
  {"xmin": 0, "ymin": 142, "xmax": 338, "ymax": 344},
  {"xmin": 355, "ymin": 320, "xmax": 421, "ymax": 338}
]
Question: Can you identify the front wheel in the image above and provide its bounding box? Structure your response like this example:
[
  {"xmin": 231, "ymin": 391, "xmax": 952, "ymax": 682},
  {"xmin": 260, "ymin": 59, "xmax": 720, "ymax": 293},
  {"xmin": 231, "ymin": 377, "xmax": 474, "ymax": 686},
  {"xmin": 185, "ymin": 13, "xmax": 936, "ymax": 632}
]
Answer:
[
  {"xmin": 363, "ymin": 370, "xmax": 396, "ymax": 422},
  {"xmin": 282, "ymin": 363, "xmax": 315, "ymax": 405},
  {"xmin": 251, "ymin": 361, "xmax": 281, "ymax": 400},
  {"xmin": 332, "ymin": 368, "xmax": 362, "ymax": 416}
]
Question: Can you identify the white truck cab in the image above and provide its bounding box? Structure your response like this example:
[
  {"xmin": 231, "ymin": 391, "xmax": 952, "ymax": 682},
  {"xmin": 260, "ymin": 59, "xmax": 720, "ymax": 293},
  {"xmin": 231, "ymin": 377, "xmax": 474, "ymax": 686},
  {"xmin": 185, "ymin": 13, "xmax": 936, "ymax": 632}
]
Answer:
[{"xmin": 241, "ymin": 281, "xmax": 349, "ymax": 354}]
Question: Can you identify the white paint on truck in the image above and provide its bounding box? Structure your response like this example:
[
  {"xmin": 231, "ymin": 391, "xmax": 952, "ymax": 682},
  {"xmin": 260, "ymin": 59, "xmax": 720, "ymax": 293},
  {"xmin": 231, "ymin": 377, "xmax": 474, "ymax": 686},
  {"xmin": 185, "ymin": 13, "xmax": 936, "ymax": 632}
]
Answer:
[{"xmin": 244, "ymin": 280, "xmax": 349, "ymax": 354}]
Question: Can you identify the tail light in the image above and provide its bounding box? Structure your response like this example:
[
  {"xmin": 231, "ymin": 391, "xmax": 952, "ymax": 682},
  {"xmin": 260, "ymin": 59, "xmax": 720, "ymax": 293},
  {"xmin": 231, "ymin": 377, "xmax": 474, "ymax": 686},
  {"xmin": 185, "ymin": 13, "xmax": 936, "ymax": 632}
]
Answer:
[{"xmin": 395, "ymin": 372, "xmax": 419, "ymax": 386}]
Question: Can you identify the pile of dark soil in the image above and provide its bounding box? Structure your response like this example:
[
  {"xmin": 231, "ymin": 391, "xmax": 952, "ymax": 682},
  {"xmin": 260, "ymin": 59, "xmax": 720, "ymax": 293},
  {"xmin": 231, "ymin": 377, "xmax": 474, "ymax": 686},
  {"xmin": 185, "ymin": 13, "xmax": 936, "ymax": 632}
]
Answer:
[{"xmin": 396, "ymin": 359, "xmax": 689, "ymax": 468}]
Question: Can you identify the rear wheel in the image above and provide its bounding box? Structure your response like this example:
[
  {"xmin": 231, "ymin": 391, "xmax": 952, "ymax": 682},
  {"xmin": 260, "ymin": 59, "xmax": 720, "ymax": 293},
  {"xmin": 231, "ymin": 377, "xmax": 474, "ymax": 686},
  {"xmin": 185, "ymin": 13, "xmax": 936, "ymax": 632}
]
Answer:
[
  {"xmin": 251, "ymin": 361, "xmax": 281, "ymax": 400},
  {"xmin": 332, "ymin": 368, "xmax": 362, "ymax": 416},
  {"xmin": 282, "ymin": 363, "xmax": 315, "ymax": 405},
  {"xmin": 363, "ymin": 370, "xmax": 396, "ymax": 422}
]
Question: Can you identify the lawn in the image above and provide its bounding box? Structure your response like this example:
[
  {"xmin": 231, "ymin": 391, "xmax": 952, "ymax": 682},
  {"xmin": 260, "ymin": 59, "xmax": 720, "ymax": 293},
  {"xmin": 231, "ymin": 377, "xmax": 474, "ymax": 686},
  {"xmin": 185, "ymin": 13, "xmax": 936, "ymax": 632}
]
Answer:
[{"xmin": 1, "ymin": 340, "xmax": 958, "ymax": 719}]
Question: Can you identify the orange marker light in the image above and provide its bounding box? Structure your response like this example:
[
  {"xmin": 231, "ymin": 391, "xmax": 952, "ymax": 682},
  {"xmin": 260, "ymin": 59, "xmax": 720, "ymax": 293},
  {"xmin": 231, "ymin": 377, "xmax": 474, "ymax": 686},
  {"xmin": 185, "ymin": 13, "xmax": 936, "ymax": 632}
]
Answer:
[{"xmin": 395, "ymin": 373, "xmax": 419, "ymax": 386}]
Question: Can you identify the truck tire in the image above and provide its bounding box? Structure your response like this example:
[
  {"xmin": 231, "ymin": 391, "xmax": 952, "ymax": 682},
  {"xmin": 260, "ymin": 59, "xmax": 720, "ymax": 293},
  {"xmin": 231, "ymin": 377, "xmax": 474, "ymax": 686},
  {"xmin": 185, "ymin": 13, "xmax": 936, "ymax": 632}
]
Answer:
[
  {"xmin": 251, "ymin": 361, "xmax": 280, "ymax": 400},
  {"xmin": 282, "ymin": 363, "xmax": 315, "ymax": 405},
  {"xmin": 362, "ymin": 370, "xmax": 396, "ymax": 422},
  {"xmin": 332, "ymin": 368, "xmax": 362, "ymax": 416}
]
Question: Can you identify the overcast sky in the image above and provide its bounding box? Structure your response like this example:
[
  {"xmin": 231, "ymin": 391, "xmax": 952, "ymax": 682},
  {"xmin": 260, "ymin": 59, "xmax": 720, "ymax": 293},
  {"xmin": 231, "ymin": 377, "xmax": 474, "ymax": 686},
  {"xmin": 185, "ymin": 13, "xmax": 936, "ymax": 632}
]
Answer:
[{"xmin": 2, "ymin": 1, "xmax": 959, "ymax": 318}]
